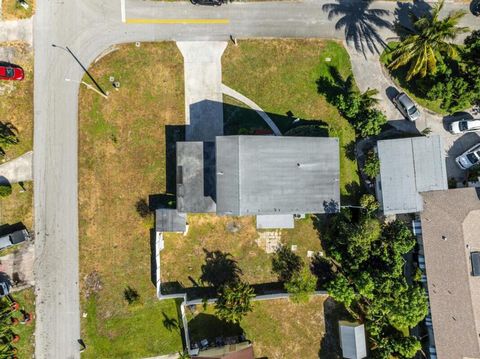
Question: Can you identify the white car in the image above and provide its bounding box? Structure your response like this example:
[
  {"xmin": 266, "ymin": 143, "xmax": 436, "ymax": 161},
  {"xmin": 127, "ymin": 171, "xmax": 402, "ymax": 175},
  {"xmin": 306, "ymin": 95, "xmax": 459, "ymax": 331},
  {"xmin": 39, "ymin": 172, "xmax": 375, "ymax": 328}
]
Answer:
[
  {"xmin": 456, "ymin": 142, "xmax": 480, "ymax": 170},
  {"xmin": 449, "ymin": 119, "xmax": 480, "ymax": 134}
]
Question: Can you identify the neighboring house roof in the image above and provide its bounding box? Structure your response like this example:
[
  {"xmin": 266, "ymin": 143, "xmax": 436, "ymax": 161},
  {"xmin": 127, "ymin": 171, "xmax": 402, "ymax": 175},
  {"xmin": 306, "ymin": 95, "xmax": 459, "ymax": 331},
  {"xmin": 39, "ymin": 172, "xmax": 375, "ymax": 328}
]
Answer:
[
  {"xmin": 377, "ymin": 135, "xmax": 447, "ymax": 215},
  {"xmin": 155, "ymin": 208, "xmax": 186, "ymax": 233},
  {"xmin": 339, "ymin": 321, "xmax": 367, "ymax": 359},
  {"xmin": 215, "ymin": 136, "xmax": 340, "ymax": 216},
  {"xmin": 197, "ymin": 343, "xmax": 255, "ymax": 359},
  {"xmin": 420, "ymin": 188, "xmax": 480, "ymax": 359},
  {"xmin": 176, "ymin": 141, "xmax": 216, "ymax": 213}
]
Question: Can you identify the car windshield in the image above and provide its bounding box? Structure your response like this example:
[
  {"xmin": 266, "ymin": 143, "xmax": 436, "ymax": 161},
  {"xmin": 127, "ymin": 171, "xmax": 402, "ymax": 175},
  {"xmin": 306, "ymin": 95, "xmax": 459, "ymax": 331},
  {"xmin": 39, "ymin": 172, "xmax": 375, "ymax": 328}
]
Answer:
[
  {"xmin": 407, "ymin": 106, "xmax": 417, "ymax": 115},
  {"xmin": 467, "ymin": 153, "xmax": 480, "ymax": 164},
  {"xmin": 459, "ymin": 121, "xmax": 469, "ymax": 131},
  {"xmin": 6, "ymin": 67, "xmax": 14, "ymax": 77}
]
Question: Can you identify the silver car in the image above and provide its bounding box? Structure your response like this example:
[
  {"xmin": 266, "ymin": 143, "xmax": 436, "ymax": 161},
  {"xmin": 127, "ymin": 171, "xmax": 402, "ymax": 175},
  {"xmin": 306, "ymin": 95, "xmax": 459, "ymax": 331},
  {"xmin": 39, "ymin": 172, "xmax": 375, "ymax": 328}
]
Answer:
[
  {"xmin": 449, "ymin": 119, "xmax": 480, "ymax": 134},
  {"xmin": 456, "ymin": 142, "xmax": 480, "ymax": 170},
  {"xmin": 393, "ymin": 92, "xmax": 420, "ymax": 121}
]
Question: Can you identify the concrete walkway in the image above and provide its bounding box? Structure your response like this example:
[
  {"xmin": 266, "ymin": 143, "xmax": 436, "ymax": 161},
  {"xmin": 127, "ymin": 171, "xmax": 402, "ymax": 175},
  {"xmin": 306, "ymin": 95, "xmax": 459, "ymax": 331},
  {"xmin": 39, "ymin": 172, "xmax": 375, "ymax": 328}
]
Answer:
[
  {"xmin": 221, "ymin": 84, "xmax": 281, "ymax": 136},
  {"xmin": 0, "ymin": 18, "xmax": 33, "ymax": 44},
  {"xmin": 176, "ymin": 41, "xmax": 227, "ymax": 142},
  {"xmin": 0, "ymin": 151, "xmax": 33, "ymax": 184},
  {"xmin": 0, "ymin": 242, "xmax": 35, "ymax": 290}
]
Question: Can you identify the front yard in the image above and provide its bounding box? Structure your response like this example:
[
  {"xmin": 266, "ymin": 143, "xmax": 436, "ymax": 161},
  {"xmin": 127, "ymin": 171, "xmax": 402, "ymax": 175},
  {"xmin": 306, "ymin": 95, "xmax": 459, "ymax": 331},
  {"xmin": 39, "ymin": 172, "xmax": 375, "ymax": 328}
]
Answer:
[{"xmin": 78, "ymin": 42, "xmax": 185, "ymax": 358}]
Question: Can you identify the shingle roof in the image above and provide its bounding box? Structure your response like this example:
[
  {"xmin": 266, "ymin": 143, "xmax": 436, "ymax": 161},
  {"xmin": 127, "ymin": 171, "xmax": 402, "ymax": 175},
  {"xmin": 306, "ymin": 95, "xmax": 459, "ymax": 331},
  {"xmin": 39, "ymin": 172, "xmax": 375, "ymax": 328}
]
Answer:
[
  {"xmin": 215, "ymin": 136, "xmax": 340, "ymax": 216},
  {"xmin": 377, "ymin": 135, "xmax": 447, "ymax": 215},
  {"xmin": 421, "ymin": 188, "xmax": 480, "ymax": 359}
]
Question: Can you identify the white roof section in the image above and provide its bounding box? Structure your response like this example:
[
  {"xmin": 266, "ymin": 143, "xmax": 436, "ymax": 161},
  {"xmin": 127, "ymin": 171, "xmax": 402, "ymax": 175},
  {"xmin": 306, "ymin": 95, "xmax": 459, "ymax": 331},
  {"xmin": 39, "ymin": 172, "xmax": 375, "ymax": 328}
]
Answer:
[
  {"xmin": 339, "ymin": 321, "xmax": 367, "ymax": 359},
  {"xmin": 377, "ymin": 135, "xmax": 447, "ymax": 215},
  {"xmin": 256, "ymin": 214, "xmax": 294, "ymax": 229}
]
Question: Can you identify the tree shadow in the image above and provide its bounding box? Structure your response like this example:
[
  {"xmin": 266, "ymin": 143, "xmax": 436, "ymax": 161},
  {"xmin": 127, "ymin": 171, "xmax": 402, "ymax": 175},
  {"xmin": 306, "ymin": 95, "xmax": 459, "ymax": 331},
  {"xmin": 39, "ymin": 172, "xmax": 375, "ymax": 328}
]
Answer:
[
  {"xmin": 316, "ymin": 65, "xmax": 349, "ymax": 105},
  {"xmin": 322, "ymin": 0, "xmax": 392, "ymax": 55},
  {"xmin": 200, "ymin": 249, "xmax": 242, "ymax": 289},
  {"xmin": 318, "ymin": 297, "xmax": 349, "ymax": 358},
  {"xmin": 0, "ymin": 122, "xmax": 19, "ymax": 155},
  {"xmin": 311, "ymin": 253, "xmax": 335, "ymax": 289}
]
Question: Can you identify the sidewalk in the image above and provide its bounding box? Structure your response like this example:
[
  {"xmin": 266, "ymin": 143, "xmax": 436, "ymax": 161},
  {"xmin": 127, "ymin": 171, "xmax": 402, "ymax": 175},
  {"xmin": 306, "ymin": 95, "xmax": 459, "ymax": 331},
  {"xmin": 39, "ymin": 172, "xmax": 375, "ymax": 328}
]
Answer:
[{"xmin": 0, "ymin": 151, "xmax": 33, "ymax": 184}]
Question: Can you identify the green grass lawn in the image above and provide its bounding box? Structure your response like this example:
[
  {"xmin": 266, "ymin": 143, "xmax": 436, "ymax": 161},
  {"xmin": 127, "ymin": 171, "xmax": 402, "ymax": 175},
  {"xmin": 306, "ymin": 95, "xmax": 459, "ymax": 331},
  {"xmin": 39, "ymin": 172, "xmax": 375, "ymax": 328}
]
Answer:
[
  {"xmin": 162, "ymin": 214, "xmax": 323, "ymax": 297},
  {"xmin": 380, "ymin": 42, "xmax": 447, "ymax": 115},
  {"xmin": 78, "ymin": 42, "xmax": 185, "ymax": 358},
  {"xmin": 222, "ymin": 39, "xmax": 360, "ymax": 202},
  {"xmin": 187, "ymin": 296, "xmax": 345, "ymax": 359},
  {"xmin": 0, "ymin": 288, "xmax": 36, "ymax": 358}
]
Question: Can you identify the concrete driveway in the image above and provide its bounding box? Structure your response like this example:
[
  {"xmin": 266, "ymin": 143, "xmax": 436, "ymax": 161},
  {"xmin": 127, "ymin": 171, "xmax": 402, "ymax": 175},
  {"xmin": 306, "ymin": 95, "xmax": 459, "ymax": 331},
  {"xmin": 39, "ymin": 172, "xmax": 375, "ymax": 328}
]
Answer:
[
  {"xmin": 0, "ymin": 242, "xmax": 34, "ymax": 290},
  {"xmin": 0, "ymin": 151, "xmax": 33, "ymax": 184}
]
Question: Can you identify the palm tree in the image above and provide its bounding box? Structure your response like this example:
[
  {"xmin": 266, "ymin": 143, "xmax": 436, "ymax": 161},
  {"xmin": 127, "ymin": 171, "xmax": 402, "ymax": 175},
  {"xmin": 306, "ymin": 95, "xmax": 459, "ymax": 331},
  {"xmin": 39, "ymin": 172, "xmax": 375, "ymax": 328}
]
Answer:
[{"xmin": 389, "ymin": 0, "xmax": 469, "ymax": 80}]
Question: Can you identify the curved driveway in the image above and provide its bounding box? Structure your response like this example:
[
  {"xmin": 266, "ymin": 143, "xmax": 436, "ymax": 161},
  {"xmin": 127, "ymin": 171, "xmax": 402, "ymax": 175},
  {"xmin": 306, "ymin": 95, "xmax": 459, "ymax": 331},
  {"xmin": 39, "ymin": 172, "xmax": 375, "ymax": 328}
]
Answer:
[{"xmin": 33, "ymin": 0, "xmax": 479, "ymax": 358}]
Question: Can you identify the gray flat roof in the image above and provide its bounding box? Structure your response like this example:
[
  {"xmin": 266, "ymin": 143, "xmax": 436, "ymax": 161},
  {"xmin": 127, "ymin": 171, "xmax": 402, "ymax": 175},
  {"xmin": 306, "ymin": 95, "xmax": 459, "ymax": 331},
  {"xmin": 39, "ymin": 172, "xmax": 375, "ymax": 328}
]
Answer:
[
  {"xmin": 155, "ymin": 208, "xmax": 186, "ymax": 233},
  {"xmin": 339, "ymin": 321, "xmax": 367, "ymax": 359},
  {"xmin": 256, "ymin": 214, "xmax": 294, "ymax": 229},
  {"xmin": 377, "ymin": 135, "xmax": 447, "ymax": 215},
  {"xmin": 216, "ymin": 136, "xmax": 340, "ymax": 215},
  {"xmin": 176, "ymin": 141, "xmax": 216, "ymax": 213}
]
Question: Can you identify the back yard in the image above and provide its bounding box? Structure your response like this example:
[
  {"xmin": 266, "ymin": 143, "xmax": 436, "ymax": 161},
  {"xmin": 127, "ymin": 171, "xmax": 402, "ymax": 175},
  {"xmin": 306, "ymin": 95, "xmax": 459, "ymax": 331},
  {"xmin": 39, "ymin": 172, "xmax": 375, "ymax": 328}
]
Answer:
[{"xmin": 161, "ymin": 214, "xmax": 322, "ymax": 297}]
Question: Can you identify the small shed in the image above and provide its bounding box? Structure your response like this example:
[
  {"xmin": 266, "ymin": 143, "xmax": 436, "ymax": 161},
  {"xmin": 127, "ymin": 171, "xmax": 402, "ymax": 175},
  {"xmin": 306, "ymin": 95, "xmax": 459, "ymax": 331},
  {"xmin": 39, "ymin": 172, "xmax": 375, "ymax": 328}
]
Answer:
[
  {"xmin": 155, "ymin": 208, "xmax": 186, "ymax": 233},
  {"xmin": 339, "ymin": 321, "xmax": 367, "ymax": 359}
]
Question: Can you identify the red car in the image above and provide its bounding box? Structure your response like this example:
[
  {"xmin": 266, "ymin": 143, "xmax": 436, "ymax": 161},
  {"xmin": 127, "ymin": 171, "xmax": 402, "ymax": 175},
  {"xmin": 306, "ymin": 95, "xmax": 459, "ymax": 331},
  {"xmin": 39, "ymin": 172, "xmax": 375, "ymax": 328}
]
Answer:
[{"xmin": 0, "ymin": 65, "xmax": 24, "ymax": 81}]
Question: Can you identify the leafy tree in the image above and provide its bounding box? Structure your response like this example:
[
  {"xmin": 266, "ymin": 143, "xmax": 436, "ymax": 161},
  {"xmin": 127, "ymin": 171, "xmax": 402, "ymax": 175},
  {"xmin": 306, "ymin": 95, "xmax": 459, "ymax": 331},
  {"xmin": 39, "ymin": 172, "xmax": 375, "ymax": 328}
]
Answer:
[
  {"xmin": 363, "ymin": 151, "xmax": 380, "ymax": 179},
  {"xmin": 271, "ymin": 246, "xmax": 303, "ymax": 282},
  {"xmin": 353, "ymin": 272, "xmax": 375, "ymax": 300},
  {"xmin": 389, "ymin": 0, "xmax": 469, "ymax": 79},
  {"xmin": 284, "ymin": 267, "xmax": 317, "ymax": 303},
  {"xmin": 326, "ymin": 274, "xmax": 357, "ymax": 308},
  {"xmin": 359, "ymin": 194, "xmax": 379, "ymax": 216},
  {"xmin": 388, "ymin": 285, "xmax": 428, "ymax": 329},
  {"xmin": 392, "ymin": 336, "xmax": 422, "ymax": 358},
  {"xmin": 354, "ymin": 108, "xmax": 387, "ymax": 137},
  {"xmin": 463, "ymin": 30, "xmax": 480, "ymax": 66},
  {"xmin": 382, "ymin": 220, "xmax": 415, "ymax": 255},
  {"xmin": 0, "ymin": 184, "xmax": 12, "ymax": 198},
  {"xmin": 215, "ymin": 281, "xmax": 255, "ymax": 324}
]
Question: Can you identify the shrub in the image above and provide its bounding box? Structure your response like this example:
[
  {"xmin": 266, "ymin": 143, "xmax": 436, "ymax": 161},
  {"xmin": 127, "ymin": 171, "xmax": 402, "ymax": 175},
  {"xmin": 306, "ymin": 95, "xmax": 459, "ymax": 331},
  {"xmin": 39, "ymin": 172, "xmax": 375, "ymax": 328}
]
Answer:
[
  {"xmin": 123, "ymin": 286, "xmax": 140, "ymax": 304},
  {"xmin": 135, "ymin": 198, "xmax": 151, "ymax": 218},
  {"xmin": 215, "ymin": 281, "xmax": 255, "ymax": 324},
  {"xmin": 285, "ymin": 267, "xmax": 317, "ymax": 303},
  {"xmin": 363, "ymin": 151, "xmax": 380, "ymax": 179},
  {"xmin": 354, "ymin": 109, "xmax": 387, "ymax": 137},
  {"xmin": 0, "ymin": 184, "xmax": 12, "ymax": 197},
  {"xmin": 359, "ymin": 194, "xmax": 379, "ymax": 216}
]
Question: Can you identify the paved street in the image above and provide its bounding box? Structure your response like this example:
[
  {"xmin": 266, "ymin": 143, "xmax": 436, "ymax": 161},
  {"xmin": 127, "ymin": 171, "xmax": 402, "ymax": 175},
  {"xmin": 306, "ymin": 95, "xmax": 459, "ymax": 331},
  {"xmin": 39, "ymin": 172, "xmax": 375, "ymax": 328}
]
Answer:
[{"xmin": 33, "ymin": 0, "xmax": 479, "ymax": 358}]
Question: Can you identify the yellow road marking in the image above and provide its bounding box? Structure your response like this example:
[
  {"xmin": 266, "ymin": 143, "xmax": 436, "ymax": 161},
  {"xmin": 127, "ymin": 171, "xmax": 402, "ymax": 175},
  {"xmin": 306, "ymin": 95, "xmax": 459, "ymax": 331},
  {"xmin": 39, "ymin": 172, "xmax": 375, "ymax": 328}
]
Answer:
[{"xmin": 126, "ymin": 18, "xmax": 229, "ymax": 24}]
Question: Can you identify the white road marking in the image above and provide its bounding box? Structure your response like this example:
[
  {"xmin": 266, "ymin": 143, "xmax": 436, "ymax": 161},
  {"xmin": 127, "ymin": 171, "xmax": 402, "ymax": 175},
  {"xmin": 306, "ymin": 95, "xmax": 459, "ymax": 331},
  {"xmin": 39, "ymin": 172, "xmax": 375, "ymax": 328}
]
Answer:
[{"xmin": 120, "ymin": 0, "xmax": 126, "ymax": 23}]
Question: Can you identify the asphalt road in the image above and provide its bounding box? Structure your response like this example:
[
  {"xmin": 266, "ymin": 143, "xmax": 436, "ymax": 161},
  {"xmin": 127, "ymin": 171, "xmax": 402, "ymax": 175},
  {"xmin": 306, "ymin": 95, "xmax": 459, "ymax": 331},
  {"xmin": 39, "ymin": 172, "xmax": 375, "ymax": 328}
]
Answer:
[{"xmin": 33, "ymin": 0, "xmax": 479, "ymax": 358}]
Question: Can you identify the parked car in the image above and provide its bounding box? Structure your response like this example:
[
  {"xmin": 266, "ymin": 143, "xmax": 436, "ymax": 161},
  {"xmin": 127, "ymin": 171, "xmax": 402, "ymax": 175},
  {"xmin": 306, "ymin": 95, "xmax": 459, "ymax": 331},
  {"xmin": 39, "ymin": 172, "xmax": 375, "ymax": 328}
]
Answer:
[
  {"xmin": 471, "ymin": 0, "xmax": 480, "ymax": 16},
  {"xmin": 0, "ymin": 65, "xmax": 24, "ymax": 81},
  {"xmin": 449, "ymin": 118, "xmax": 480, "ymax": 134},
  {"xmin": 392, "ymin": 92, "xmax": 420, "ymax": 121},
  {"xmin": 0, "ymin": 280, "xmax": 10, "ymax": 298},
  {"xmin": 191, "ymin": 0, "xmax": 225, "ymax": 5},
  {"xmin": 456, "ymin": 142, "xmax": 480, "ymax": 170},
  {"xmin": 0, "ymin": 229, "xmax": 30, "ymax": 251}
]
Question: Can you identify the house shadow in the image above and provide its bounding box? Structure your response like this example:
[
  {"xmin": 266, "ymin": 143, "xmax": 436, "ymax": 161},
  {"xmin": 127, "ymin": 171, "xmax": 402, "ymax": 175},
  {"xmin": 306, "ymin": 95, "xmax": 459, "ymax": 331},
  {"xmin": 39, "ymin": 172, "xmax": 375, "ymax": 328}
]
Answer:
[
  {"xmin": 321, "ymin": 0, "xmax": 392, "ymax": 55},
  {"xmin": 393, "ymin": 0, "xmax": 432, "ymax": 37},
  {"xmin": 187, "ymin": 312, "xmax": 244, "ymax": 345}
]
